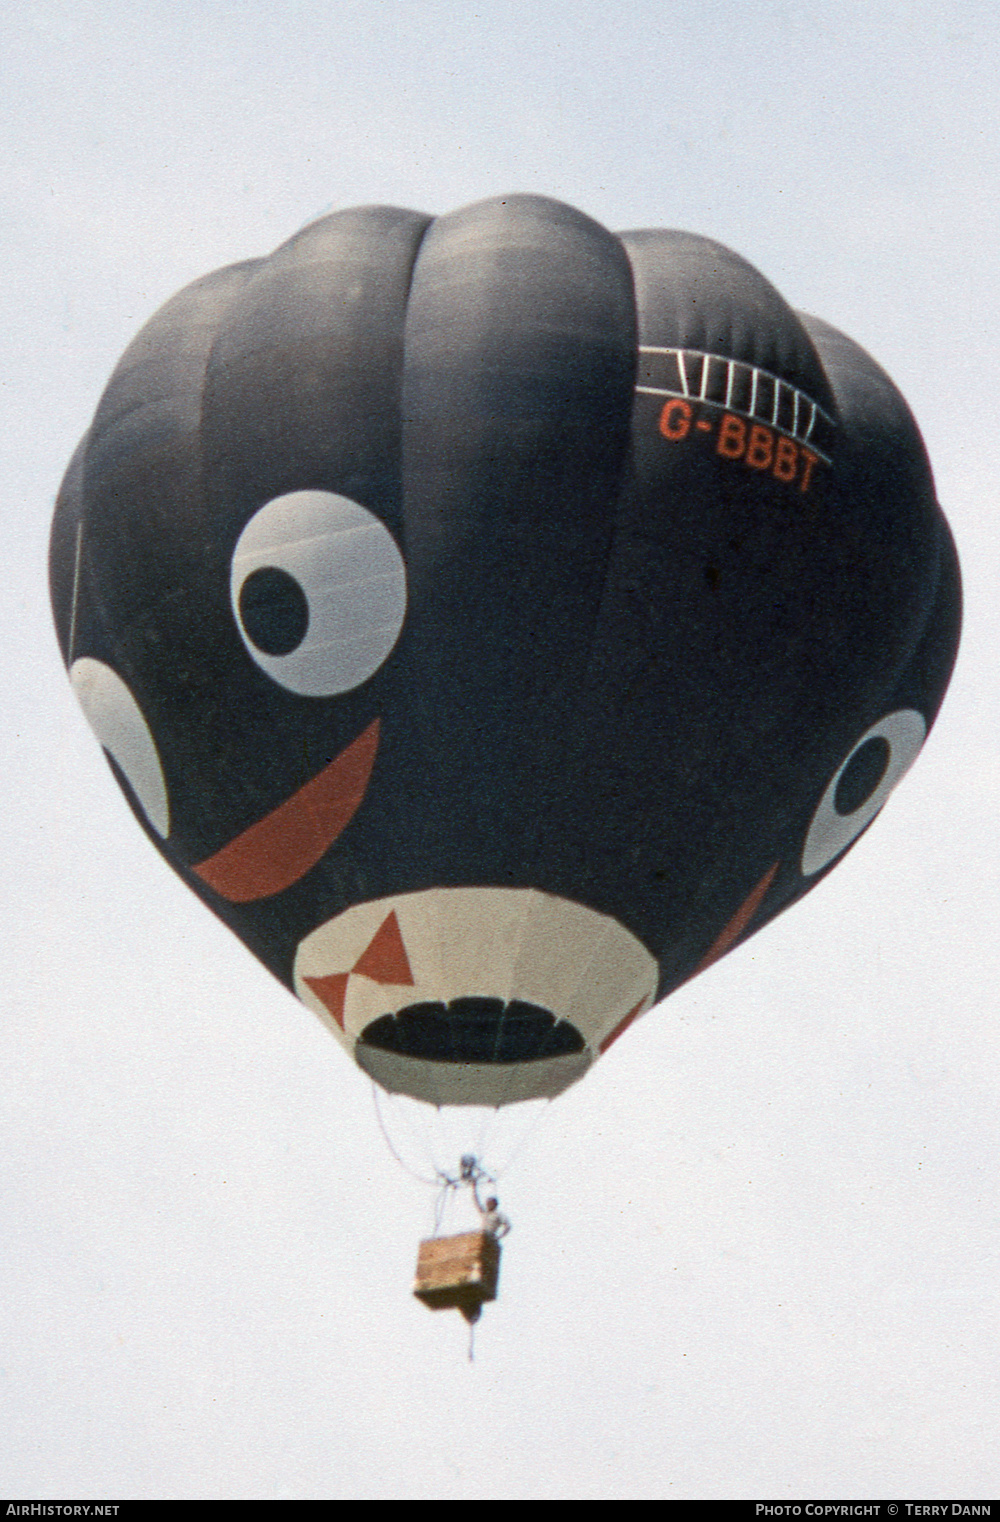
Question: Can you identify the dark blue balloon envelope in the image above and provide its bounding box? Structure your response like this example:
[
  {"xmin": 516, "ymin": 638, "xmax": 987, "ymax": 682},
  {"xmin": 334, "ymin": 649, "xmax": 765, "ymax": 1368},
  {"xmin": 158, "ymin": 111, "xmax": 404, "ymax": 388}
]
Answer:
[{"xmin": 50, "ymin": 196, "xmax": 961, "ymax": 1106}]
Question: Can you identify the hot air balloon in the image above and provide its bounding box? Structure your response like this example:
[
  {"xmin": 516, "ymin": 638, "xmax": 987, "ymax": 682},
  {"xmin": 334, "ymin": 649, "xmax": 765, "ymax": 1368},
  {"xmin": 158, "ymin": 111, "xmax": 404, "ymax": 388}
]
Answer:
[{"xmin": 50, "ymin": 194, "xmax": 960, "ymax": 1123}]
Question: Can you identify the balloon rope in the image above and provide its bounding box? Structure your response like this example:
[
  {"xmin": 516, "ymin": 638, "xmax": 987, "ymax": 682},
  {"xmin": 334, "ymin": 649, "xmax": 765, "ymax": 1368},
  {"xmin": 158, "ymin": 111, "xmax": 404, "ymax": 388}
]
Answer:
[
  {"xmin": 491, "ymin": 1096, "xmax": 552, "ymax": 1183},
  {"xmin": 433, "ymin": 1178, "xmax": 455, "ymax": 1236},
  {"xmin": 370, "ymin": 1081, "xmax": 440, "ymax": 1188}
]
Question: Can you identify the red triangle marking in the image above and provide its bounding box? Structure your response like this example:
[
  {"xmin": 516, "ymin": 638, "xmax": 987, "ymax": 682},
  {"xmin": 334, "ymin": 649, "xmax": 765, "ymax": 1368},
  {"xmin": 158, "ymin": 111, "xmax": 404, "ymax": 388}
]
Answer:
[
  {"xmin": 351, "ymin": 910, "xmax": 415, "ymax": 986},
  {"xmin": 303, "ymin": 971, "xmax": 351, "ymax": 1030}
]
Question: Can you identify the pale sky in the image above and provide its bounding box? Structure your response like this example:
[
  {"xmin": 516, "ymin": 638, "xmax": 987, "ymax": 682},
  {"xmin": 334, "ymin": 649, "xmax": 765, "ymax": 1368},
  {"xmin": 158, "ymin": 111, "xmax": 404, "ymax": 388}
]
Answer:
[{"xmin": 2, "ymin": 0, "xmax": 999, "ymax": 1499}]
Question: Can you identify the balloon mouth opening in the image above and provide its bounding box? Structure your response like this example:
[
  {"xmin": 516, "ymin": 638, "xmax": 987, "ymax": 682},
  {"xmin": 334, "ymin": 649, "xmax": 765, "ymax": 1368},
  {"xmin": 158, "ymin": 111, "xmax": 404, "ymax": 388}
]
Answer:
[
  {"xmin": 293, "ymin": 885, "xmax": 659, "ymax": 1102},
  {"xmin": 358, "ymin": 997, "xmax": 586, "ymax": 1064}
]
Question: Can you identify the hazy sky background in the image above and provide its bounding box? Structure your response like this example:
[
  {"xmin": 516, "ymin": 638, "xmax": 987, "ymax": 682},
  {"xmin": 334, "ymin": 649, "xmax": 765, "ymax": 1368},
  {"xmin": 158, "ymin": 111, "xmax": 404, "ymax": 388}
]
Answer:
[{"xmin": 3, "ymin": 0, "xmax": 998, "ymax": 1499}]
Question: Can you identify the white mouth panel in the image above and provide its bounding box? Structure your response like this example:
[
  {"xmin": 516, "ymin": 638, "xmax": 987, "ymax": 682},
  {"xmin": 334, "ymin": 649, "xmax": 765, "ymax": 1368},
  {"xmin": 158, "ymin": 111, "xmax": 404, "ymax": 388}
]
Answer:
[
  {"xmin": 293, "ymin": 887, "xmax": 658, "ymax": 1105},
  {"xmin": 353, "ymin": 1046, "xmax": 593, "ymax": 1107}
]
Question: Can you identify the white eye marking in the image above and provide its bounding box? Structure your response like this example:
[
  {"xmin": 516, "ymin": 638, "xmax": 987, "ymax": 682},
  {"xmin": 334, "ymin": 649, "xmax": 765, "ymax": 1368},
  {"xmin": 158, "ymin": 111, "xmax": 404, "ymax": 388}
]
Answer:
[
  {"xmin": 70, "ymin": 658, "xmax": 170, "ymax": 838},
  {"xmin": 801, "ymin": 708, "xmax": 926, "ymax": 876},
  {"xmin": 230, "ymin": 490, "xmax": 407, "ymax": 697}
]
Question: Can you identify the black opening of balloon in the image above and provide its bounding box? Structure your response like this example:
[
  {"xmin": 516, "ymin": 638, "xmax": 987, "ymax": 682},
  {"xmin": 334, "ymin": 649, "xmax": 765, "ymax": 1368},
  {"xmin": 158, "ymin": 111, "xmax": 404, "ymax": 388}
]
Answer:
[
  {"xmin": 834, "ymin": 736, "xmax": 891, "ymax": 816},
  {"xmin": 360, "ymin": 997, "xmax": 585, "ymax": 1063},
  {"xmin": 238, "ymin": 566, "xmax": 309, "ymax": 656}
]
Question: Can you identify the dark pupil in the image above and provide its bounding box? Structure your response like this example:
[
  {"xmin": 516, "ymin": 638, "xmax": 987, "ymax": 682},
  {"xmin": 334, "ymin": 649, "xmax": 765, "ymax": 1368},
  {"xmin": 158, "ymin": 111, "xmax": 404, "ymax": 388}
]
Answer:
[
  {"xmin": 239, "ymin": 567, "xmax": 309, "ymax": 656},
  {"xmin": 834, "ymin": 736, "xmax": 891, "ymax": 816}
]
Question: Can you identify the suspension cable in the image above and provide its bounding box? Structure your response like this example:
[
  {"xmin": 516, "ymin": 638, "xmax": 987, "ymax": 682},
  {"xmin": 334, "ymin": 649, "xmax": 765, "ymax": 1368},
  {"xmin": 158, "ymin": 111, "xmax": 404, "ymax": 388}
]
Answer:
[{"xmin": 370, "ymin": 1081, "xmax": 441, "ymax": 1187}]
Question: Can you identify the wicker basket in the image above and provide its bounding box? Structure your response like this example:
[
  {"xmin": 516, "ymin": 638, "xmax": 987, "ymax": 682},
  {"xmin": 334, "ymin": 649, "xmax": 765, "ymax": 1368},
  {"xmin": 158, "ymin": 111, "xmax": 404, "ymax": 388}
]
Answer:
[{"xmin": 413, "ymin": 1230, "xmax": 502, "ymax": 1322}]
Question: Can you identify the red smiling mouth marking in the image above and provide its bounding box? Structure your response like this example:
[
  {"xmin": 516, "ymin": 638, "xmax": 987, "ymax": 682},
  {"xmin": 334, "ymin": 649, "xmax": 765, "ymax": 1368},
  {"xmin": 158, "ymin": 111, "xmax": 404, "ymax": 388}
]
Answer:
[
  {"xmin": 192, "ymin": 720, "xmax": 380, "ymax": 903},
  {"xmin": 598, "ymin": 997, "xmax": 649, "ymax": 1055},
  {"xmin": 689, "ymin": 860, "xmax": 780, "ymax": 978}
]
